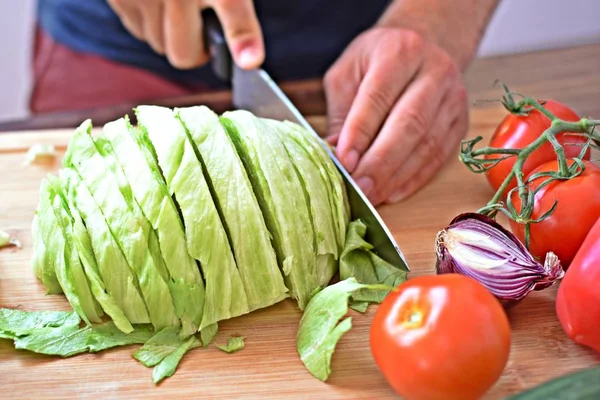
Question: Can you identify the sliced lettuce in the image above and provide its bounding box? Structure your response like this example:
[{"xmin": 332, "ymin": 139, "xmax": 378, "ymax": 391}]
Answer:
[
  {"xmin": 222, "ymin": 110, "xmax": 316, "ymax": 310},
  {"xmin": 102, "ymin": 117, "xmax": 205, "ymax": 337},
  {"xmin": 63, "ymin": 120, "xmax": 179, "ymax": 331},
  {"xmin": 58, "ymin": 170, "xmax": 134, "ymax": 334},
  {"xmin": 47, "ymin": 176, "xmax": 104, "ymax": 323},
  {"xmin": 0, "ymin": 309, "xmax": 79, "ymax": 340},
  {"xmin": 296, "ymin": 278, "xmax": 391, "ymax": 381},
  {"xmin": 62, "ymin": 169, "xmax": 150, "ymax": 325},
  {"xmin": 31, "ymin": 213, "xmax": 62, "ymax": 294},
  {"xmin": 152, "ymin": 335, "xmax": 201, "ymax": 384},
  {"xmin": 13, "ymin": 320, "xmax": 152, "ymax": 357},
  {"xmin": 215, "ymin": 336, "xmax": 246, "ymax": 354},
  {"xmin": 176, "ymin": 106, "xmax": 288, "ymax": 311},
  {"xmin": 86, "ymin": 322, "xmax": 154, "ymax": 352},
  {"xmin": 133, "ymin": 326, "xmax": 201, "ymax": 384},
  {"xmin": 36, "ymin": 178, "xmax": 101, "ymax": 325},
  {"xmin": 340, "ymin": 220, "xmax": 407, "ymax": 303},
  {"xmin": 265, "ymin": 118, "xmax": 339, "ymax": 287},
  {"xmin": 283, "ymin": 121, "xmax": 350, "ymax": 248},
  {"xmin": 136, "ymin": 105, "xmax": 249, "ymax": 333}
]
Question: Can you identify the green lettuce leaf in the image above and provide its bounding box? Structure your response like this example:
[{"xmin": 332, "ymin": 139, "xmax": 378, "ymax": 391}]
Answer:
[
  {"xmin": 152, "ymin": 335, "xmax": 201, "ymax": 384},
  {"xmin": 215, "ymin": 336, "xmax": 246, "ymax": 354},
  {"xmin": 0, "ymin": 309, "xmax": 80, "ymax": 339},
  {"xmin": 36, "ymin": 178, "xmax": 100, "ymax": 325},
  {"xmin": 136, "ymin": 105, "xmax": 249, "ymax": 334},
  {"xmin": 58, "ymin": 170, "xmax": 134, "ymax": 334},
  {"xmin": 30, "ymin": 213, "xmax": 62, "ymax": 294},
  {"xmin": 282, "ymin": 121, "xmax": 350, "ymax": 249},
  {"xmin": 63, "ymin": 120, "xmax": 179, "ymax": 331},
  {"xmin": 62, "ymin": 168, "xmax": 150, "ymax": 325},
  {"xmin": 102, "ymin": 117, "xmax": 205, "ymax": 337},
  {"xmin": 133, "ymin": 325, "xmax": 201, "ymax": 384},
  {"xmin": 132, "ymin": 327, "xmax": 183, "ymax": 367},
  {"xmin": 340, "ymin": 220, "xmax": 408, "ymax": 303},
  {"xmin": 86, "ymin": 322, "xmax": 154, "ymax": 352},
  {"xmin": 14, "ymin": 324, "xmax": 88, "ymax": 357},
  {"xmin": 176, "ymin": 106, "xmax": 288, "ymax": 312},
  {"xmin": 266, "ymin": 118, "xmax": 339, "ymax": 287},
  {"xmin": 13, "ymin": 320, "xmax": 152, "ymax": 357},
  {"xmin": 296, "ymin": 278, "xmax": 391, "ymax": 381},
  {"xmin": 222, "ymin": 110, "xmax": 316, "ymax": 310}
]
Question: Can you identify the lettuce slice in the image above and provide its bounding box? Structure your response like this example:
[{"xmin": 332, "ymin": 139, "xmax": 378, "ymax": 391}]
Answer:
[
  {"xmin": 136, "ymin": 105, "xmax": 249, "ymax": 332},
  {"xmin": 265, "ymin": 118, "xmax": 339, "ymax": 287},
  {"xmin": 36, "ymin": 178, "xmax": 102, "ymax": 325},
  {"xmin": 222, "ymin": 110, "xmax": 317, "ymax": 310},
  {"xmin": 61, "ymin": 169, "xmax": 150, "ymax": 325},
  {"xmin": 102, "ymin": 117, "xmax": 205, "ymax": 337},
  {"xmin": 176, "ymin": 106, "xmax": 288, "ymax": 311},
  {"xmin": 63, "ymin": 120, "xmax": 178, "ymax": 331},
  {"xmin": 283, "ymin": 121, "xmax": 350, "ymax": 248},
  {"xmin": 31, "ymin": 213, "xmax": 62, "ymax": 294}
]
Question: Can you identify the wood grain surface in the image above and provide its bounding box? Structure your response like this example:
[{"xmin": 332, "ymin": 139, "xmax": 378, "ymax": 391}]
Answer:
[{"xmin": 2, "ymin": 43, "xmax": 600, "ymax": 399}]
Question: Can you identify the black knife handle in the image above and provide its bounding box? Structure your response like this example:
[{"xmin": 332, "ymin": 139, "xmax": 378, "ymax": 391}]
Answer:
[{"xmin": 202, "ymin": 9, "xmax": 232, "ymax": 81}]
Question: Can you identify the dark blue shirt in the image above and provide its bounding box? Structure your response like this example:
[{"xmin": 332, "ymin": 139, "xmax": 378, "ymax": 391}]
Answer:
[{"xmin": 37, "ymin": 0, "xmax": 391, "ymax": 88}]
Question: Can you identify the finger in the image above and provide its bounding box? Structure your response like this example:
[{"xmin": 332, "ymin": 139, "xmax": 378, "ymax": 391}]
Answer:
[
  {"xmin": 164, "ymin": 0, "xmax": 208, "ymax": 69},
  {"xmin": 323, "ymin": 51, "xmax": 362, "ymax": 145},
  {"xmin": 108, "ymin": 0, "xmax": 145, "ymax": 41},
  {"xmin": 141, "ymin": 1, "xmax": 165, "ymax": 54},
  {"xmin": 212, "ymin": 0, "xmax": 264, "ymax": 69},
  {"xmin": 376, "ymin": 86, "xmax": 468, "ymax": 204},
  {"xmin": 353, "ymin": 59, "xmax": 458, "ymax": 201},
  {"xmin": 334, "ymin": 52, "xmax": 421, "ymax": 175}
]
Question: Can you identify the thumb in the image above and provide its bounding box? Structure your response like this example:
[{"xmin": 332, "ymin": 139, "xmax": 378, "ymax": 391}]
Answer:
[{"xmin": 212, "ymin": 0, "xmax": 264, "ymax": 69}]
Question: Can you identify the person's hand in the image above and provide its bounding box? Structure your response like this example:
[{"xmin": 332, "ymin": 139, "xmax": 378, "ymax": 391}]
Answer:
[
  {"xmin": 324, "ymin": 27, "xmax": 469, "ymax": 206},
  {"xmin": 107, "ymin": 0, "xmax": 264, "ymax": 69}
]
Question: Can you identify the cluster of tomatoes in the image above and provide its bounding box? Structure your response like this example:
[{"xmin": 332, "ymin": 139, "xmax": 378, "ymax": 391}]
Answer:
[{"xmin": 368, "ymin": 100, "xmax": 600, "ymax": 400}]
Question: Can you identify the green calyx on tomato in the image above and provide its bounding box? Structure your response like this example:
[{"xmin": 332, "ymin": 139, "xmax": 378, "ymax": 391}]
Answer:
[
  {"xmin": 370, "ymin": 274, "xmax": 511, "ymax": 400},
  {"xmin": 484, "ymin": 99, "xmax": 589, "ymax": 195},
  {"xmin": 509, "ymin": 159, "xmax": 600, "ymax": 267}
]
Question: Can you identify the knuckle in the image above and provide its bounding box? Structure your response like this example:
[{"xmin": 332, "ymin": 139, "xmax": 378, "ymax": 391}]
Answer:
[
  {"xmin": 364, "ymin": 87, "xmax": 396, "ymax": 117},
  {"xmin": 346, "ymin": 120, "xmax": 375, "ymax": 149},
  {"xmin": 401, "ymin": 29, "xmax": 425, "ymax": 52},
  {"xmin": 403, "ymin": 108, "xmax": 430, "ymax": 137},
  {"xmin": 323, "ymin": 67, "xmax": 341, "ymax": 91}
]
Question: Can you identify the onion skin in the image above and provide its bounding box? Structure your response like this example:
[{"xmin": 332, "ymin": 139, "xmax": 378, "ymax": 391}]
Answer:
[{"xmin": 435, "ymin": 212, "xmax": 564, "ymax": 308}]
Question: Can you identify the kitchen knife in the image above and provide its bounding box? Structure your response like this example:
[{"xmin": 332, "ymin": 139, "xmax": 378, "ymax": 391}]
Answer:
[{"xmin": 203, "ymin": 10, "xmax": 409, "ymax": 271}]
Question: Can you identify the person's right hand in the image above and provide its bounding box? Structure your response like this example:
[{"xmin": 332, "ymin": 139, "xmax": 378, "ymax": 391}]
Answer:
[{"xmin": 107, "ymin": 0, "xmax": 264, "ymax": 70}]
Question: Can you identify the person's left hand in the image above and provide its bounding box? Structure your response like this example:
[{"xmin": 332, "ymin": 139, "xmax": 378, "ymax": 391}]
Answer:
[{"xmin": 324, "ymin": 27, "xmax": 469, "ymax": 206}]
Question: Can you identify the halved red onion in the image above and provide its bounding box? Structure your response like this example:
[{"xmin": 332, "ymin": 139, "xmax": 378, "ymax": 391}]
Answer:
[{"xmin": 435, "ymin": 212, "xmax": 564, "ymax": 308}]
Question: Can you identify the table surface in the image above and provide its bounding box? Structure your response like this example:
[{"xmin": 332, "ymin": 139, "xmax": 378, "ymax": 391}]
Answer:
[{"xmin": 1, "ymin": 43, "xmax": 600, "ymax": 399}]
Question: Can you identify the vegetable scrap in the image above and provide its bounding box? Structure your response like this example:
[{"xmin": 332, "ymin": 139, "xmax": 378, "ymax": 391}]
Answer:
[{"xmin": 24, "ymin": 143, "xmax": 56, "ymax": 166}]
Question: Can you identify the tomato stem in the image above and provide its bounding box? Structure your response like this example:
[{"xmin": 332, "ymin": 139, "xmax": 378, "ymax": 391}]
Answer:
[{"xmin": 460, "ymin": 83, "xmax": 600, "ymax": 249}]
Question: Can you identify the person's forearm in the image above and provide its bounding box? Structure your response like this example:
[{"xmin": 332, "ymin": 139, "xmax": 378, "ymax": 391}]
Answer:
[{"xmin": 377, "ymin": 0, "xmax": 500, "ymax": 71}]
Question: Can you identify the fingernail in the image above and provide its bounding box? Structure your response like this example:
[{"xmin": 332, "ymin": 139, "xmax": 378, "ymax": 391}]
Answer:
[
  {"xmin": 345, "ymin": 149, "xmax": 359, "ymax": 172},
  {"xmin": 238, "ymin": 46, "xmax": 258, "ymax": 69},
  {"xmin": 387, "ymin": 189, "xmax": 406, "ymax": 204},
  {"xmin": 355, "ymin": 176, "xmax": 374, "ymax": 196}
]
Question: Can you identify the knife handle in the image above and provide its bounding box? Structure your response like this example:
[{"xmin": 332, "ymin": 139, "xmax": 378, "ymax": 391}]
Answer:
[{"xmin": 202, "ymin": 9, "xmax": 232, "ymax": 81}]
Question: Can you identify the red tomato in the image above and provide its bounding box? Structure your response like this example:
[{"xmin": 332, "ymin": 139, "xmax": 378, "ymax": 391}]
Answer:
[
  {"xmin": 556, "ymin": 217, "xmax": 600, "ymax": 353},
  {"xmin": 370, "ymin": 274, "xmax": 511, "ymax": 400},
  {"xmin": 485, "ymin": 100, "xmax": 588, "ymax": 194},
  {"xmin": 510, "ymin": 160, "xmax": 600, "ymax": 267}
]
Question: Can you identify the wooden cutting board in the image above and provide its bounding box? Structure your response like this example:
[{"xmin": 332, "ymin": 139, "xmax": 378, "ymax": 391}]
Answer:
[{"xmin": 1, "ymin": 106, "xmax": 599, "ymax": 399}]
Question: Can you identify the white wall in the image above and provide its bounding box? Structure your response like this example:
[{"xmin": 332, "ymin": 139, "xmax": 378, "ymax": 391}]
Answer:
[
  {"xmin": 0, "ymin": 0, "xmax": 599, "ymax": 122},
  {"xmin": 0, "ymin": 0, "xmax": 35, "ymax": 121}
]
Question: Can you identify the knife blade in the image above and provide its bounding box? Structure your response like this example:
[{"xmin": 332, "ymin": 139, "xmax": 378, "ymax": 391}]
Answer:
[{"xmin": 203, "ymin": 10, "xmax": 409, "ymax": 270}]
